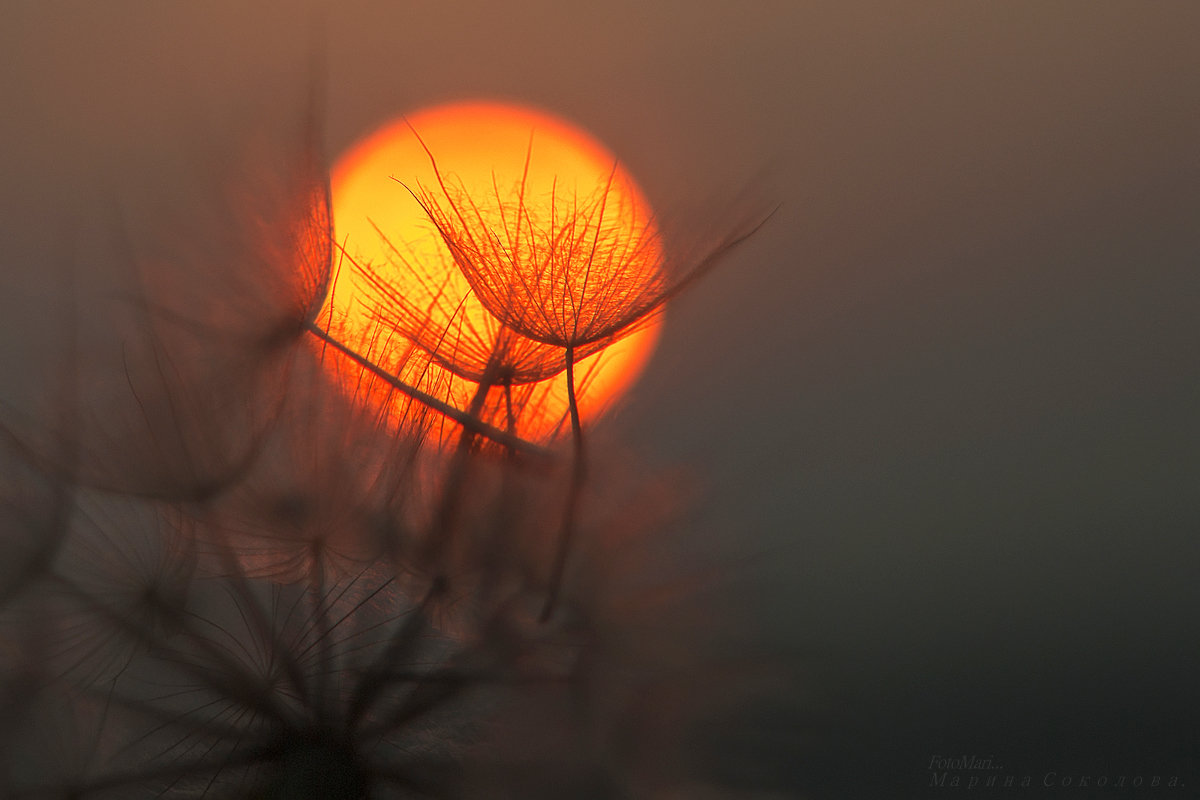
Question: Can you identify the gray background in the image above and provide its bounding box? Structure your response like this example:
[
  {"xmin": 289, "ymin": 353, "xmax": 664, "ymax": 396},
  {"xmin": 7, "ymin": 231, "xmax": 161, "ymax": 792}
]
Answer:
[{"xmin": 3, "ymin": 3, "xmax": 1198, "ymax": 797}]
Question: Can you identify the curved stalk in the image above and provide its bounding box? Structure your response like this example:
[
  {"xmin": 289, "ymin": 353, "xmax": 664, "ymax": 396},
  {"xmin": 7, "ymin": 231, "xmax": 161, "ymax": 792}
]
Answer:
[{"xmin": 540, "ymin": 344, "xmax": 585, "ymax": 622}]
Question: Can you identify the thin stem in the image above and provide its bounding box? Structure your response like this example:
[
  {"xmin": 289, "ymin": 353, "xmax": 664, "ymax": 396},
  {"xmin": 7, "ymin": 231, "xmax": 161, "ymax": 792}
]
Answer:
[{"xmin": 540, "ymin": 344, "xmax": 585, "ymax": 622}]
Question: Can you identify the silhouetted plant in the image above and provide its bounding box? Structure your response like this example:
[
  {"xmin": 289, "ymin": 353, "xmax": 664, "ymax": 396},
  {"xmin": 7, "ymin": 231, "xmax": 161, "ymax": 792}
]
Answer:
[{"xmin": 0, "ymin": 80, "xmax": 778, "ymax": 799}]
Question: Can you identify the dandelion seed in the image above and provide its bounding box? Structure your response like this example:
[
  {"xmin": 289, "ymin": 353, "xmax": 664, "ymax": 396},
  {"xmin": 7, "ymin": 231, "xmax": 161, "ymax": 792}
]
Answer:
[
  {"xmin": 196, "ymin": 349, "xmax": 420, "ymax": 584},
  {"xmin": 408, "ymin": 126, "xmax": 774, "ymax": 620},
  {"xmin": 36, "ymin": 489, "xmax": 196, "ymax": 687}
]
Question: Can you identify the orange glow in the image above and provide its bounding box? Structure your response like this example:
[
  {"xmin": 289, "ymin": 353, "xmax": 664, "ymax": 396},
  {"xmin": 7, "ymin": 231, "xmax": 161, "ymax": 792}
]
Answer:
[{"xmin": 318, "ymin": 101, "xmax": 661, "ymax": 442}]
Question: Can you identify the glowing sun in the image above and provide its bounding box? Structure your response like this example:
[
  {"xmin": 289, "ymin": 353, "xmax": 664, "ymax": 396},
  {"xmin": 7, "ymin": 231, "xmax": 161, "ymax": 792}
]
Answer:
[{"xmin": 319, "ymin": 101, "xmax": 661, "ymax": 442}]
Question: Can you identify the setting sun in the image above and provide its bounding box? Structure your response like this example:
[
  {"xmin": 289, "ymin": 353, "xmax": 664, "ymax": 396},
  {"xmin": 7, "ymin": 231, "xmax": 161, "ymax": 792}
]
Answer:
[{"xmin": 318, "ymin": 101, "xmax": 661, "ymax": 442}]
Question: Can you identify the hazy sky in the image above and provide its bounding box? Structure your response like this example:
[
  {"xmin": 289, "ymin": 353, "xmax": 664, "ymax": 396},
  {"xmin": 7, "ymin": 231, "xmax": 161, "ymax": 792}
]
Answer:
[{"xmin": 3, "ymin": 3, "xmax": 1199, "ymax": 797}]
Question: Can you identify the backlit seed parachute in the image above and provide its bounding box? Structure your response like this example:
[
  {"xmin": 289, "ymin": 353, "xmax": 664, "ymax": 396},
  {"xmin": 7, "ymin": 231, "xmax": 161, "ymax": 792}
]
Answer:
[
  {"xmin": 410, "ymin": 140, "xmax": 773, "ymax": 356},
  {"xmin": 329, "ymin": 235, "xmax": 624, "ymax": 444},
  {"xmin": 409, "ymin": 161, "xmax": 663, "ymax": 352},
  {"xmin": 347, "ymin": 236, "xmax": 593, "ymax": 387}
]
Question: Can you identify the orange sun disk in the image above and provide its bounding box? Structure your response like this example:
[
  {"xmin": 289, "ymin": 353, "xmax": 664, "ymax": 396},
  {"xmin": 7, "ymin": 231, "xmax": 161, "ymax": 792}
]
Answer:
[{"xmin": 317, "ymin": 101, "xmax": 661, "ymax": 443}]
